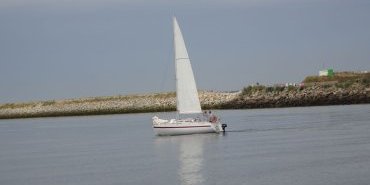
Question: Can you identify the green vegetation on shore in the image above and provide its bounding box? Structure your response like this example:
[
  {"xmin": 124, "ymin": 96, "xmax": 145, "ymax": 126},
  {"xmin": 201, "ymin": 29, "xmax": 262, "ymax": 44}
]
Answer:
[
  {"xmin": 303, "ymin": 71, "xmax": 370, "ymax": 84},
  {"xmin": 240, "ymin": 71, "xmax": 370, "ymax": 96}
]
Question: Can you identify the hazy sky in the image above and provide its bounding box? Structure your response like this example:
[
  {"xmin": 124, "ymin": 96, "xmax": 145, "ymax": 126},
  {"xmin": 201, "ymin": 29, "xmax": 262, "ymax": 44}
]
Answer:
[{"xmin": 1, "ymin": 0, "xmax": 369, "ymax": 103}]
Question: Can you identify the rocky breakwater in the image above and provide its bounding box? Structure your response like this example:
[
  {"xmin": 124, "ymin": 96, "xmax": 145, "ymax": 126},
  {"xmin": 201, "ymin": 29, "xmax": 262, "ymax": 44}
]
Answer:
[
  {"xmin": 0, "ymin": 79, "xmax": 369, "ymax": 119},
  {"xmin": 0, "ymin": 91, "xmax": 239, "ymax": 119},
  {"xmin": 222, "ymin": 83, "xmax": 370, "ymax": 109}
]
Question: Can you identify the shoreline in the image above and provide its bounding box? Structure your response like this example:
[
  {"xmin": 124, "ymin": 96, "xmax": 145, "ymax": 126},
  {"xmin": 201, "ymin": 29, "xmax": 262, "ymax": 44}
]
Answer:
[
  {"xmin": 1, "ymin": 103, "xmax": 370, "ymax": 120},
  {"xmin": 1, "ymin": 84, "xmax": 369, "ymax": 119}
]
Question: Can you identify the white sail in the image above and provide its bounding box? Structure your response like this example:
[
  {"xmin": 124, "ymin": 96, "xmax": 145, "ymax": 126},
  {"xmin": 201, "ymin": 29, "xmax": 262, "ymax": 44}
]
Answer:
[{"xmin": 173, "ymin": 17, "xmax": 202, "ymax": 114}]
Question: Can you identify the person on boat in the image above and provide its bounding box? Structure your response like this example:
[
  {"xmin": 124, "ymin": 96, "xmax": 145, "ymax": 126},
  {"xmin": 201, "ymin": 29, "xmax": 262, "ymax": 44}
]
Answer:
[
  {"xmin": 208, "ymin": 111, "xmax": 218, "ymax": 123},
  {"xmin": 203, "ymin": 110, "xmax": 209, "ymax": 121},
  {"xmin": 203, "ymin": 110, "xmax": 208, "ymax": 117}
]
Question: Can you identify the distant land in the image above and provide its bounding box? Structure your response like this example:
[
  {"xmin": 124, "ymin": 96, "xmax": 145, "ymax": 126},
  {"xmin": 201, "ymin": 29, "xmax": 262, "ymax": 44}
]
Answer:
[{"xmin": 0, "ymin": 71, "xmax": 369, "ymax": 119}]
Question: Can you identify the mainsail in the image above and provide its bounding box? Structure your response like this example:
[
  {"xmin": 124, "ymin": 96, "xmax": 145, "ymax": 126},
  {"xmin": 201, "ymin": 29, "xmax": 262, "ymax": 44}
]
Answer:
[{"xmin": 173, "ymin": 17, "xmax": 202, "ymax": 114}]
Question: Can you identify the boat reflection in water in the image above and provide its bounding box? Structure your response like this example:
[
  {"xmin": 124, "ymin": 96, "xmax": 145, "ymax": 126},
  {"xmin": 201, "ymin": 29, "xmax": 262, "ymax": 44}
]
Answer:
[
  {"xmin": 154, "ymin": 134, "xmax": 218, "ymax": 185},
  {"xmin": 179, "ymin": 135, "xmax": 205, "ymax": 185}
]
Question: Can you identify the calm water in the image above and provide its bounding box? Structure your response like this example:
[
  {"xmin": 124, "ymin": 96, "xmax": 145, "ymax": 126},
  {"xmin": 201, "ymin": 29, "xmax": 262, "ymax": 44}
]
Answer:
[{"xmin": 0, "ymin": 105, "xmax": 370, "ymax": 185}]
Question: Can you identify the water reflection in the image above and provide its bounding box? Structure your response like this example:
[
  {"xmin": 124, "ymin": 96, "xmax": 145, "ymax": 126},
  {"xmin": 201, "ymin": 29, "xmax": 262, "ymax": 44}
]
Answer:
[
  {"xmin": 178, "ymin": 135, "xmax": 205, "ymax": 185},
  {"xmin": 154, "ymin": 134, "xmax": 218, "ymax": 185}
]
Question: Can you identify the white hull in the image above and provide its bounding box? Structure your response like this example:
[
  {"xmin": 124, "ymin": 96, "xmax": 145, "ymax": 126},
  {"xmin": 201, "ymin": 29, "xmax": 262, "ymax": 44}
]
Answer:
[{"xmin": 152, "ymin": 117, "xmax": 223, "ymax": 136}]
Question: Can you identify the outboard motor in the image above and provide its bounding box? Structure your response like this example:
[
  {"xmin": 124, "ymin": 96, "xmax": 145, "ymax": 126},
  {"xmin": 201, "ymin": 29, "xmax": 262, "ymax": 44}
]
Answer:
[{"xmin": 221, "ymin": 123, "xmax": 227, "ymax": 132}]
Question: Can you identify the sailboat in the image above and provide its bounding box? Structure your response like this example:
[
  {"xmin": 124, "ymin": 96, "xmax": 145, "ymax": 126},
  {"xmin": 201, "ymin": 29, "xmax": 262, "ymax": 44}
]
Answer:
[{"xmin": 152, "ymin": 17, "xmax": 227, "ymax": 136}]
